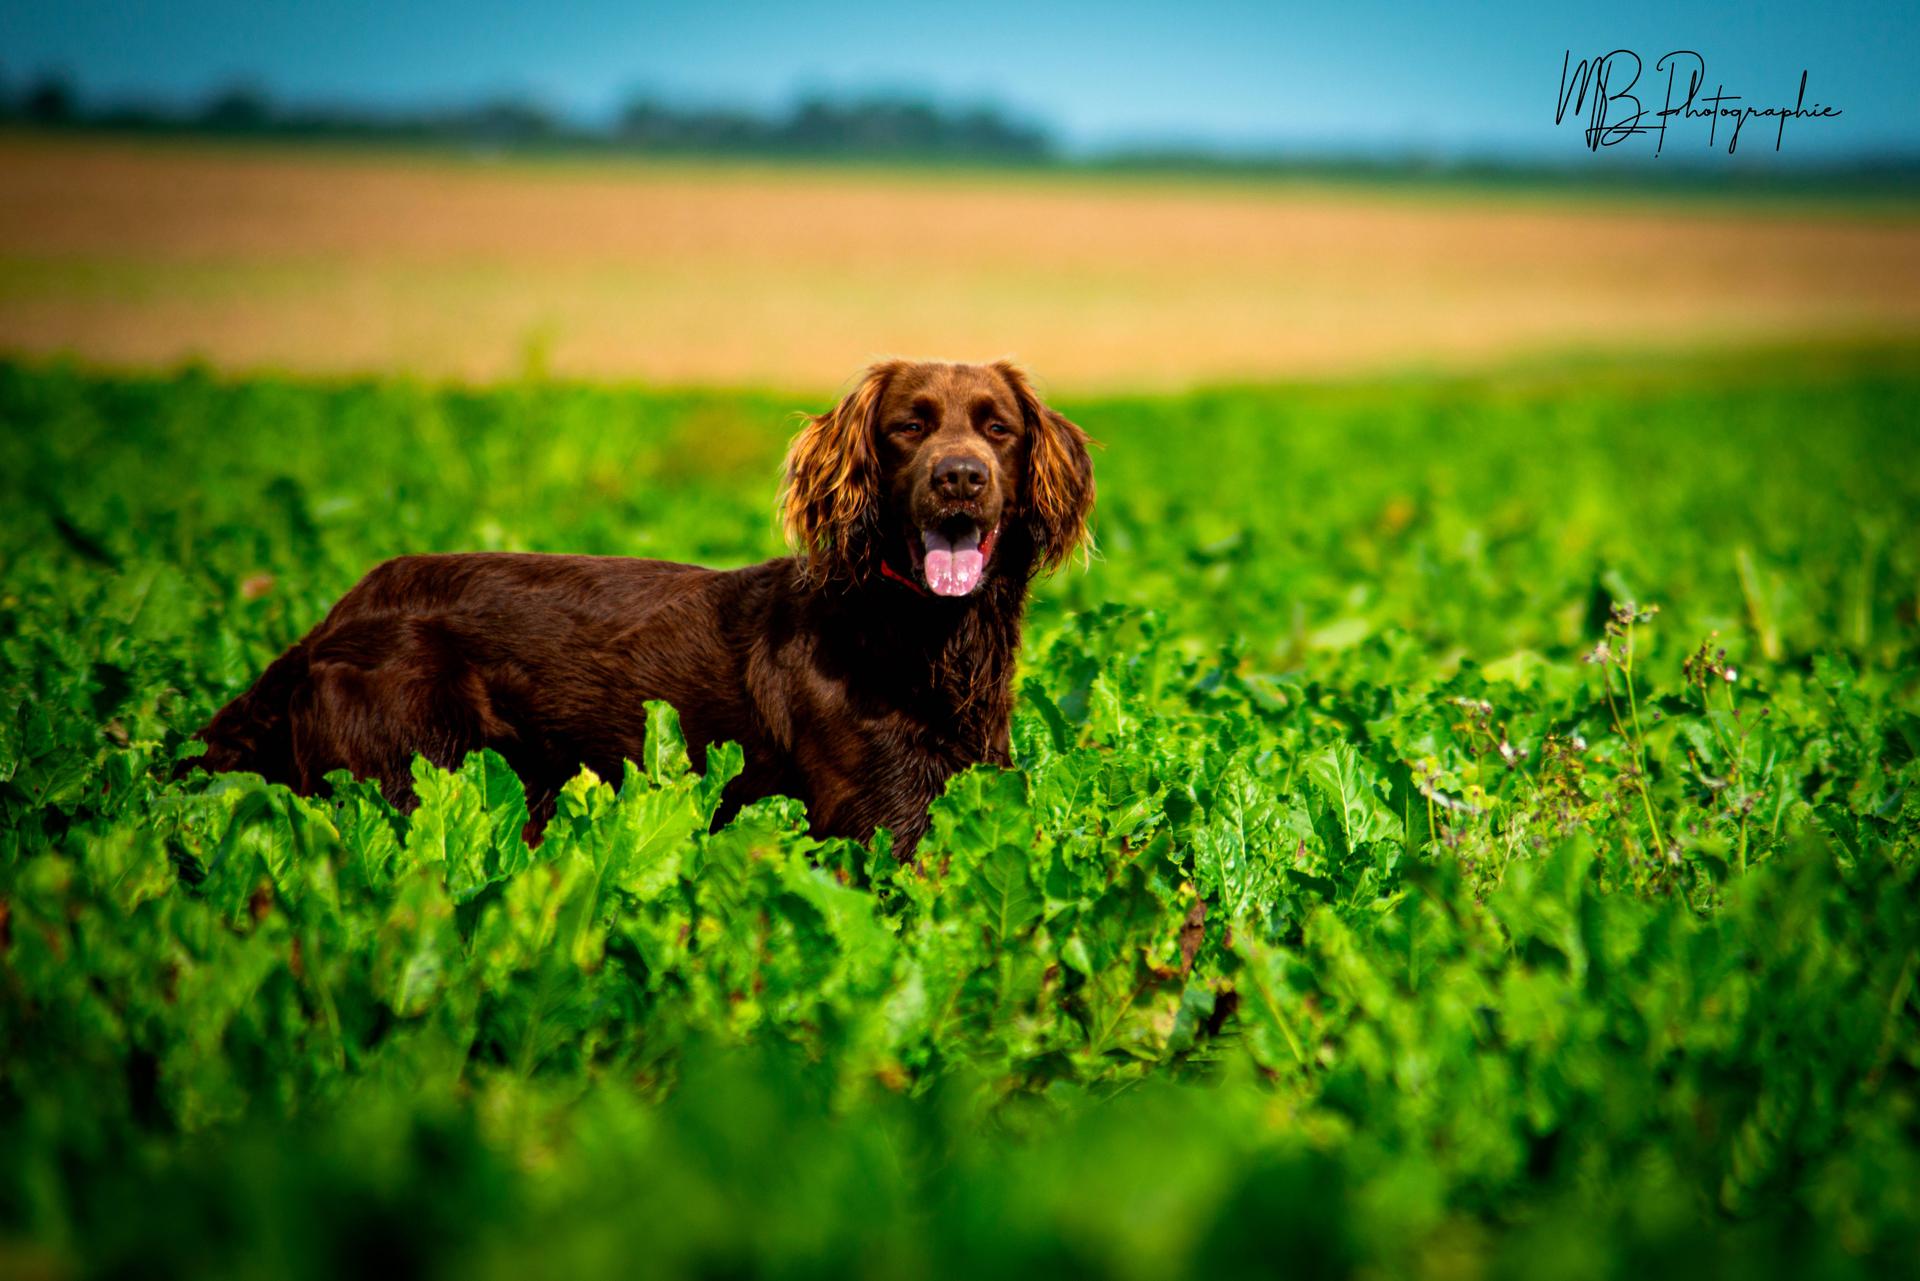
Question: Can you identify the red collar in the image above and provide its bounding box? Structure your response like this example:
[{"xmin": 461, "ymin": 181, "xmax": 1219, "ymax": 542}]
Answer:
[{"xmin": 879, "ymin": 559, "xmax": 928, "ymax": 596}]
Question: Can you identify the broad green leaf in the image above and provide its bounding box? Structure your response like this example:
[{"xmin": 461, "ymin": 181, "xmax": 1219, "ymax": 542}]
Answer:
[
  {"xmin": 372, "ymin": 866, "xmax": 461, "ymax": 1018},
  {"xmin": 1305, "ymin": 742, "xmax": 1403, "ymax": 854}
]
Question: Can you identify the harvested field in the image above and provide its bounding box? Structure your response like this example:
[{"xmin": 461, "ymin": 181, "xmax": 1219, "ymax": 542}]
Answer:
[{"xmin": 1, "ymin": 133, "xmax": 1917, "ymax": 389}]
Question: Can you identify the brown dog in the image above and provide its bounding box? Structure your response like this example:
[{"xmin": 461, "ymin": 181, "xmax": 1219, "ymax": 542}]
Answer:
[{"xmin": 192, "ymin": 360, "xmax": 1095, "ymax": 850}]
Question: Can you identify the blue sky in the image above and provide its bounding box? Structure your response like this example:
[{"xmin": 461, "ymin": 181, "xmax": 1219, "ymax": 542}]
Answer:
[{"xmin": 2, "ymin": 0, "xmax": 1914, "ymax": 159}]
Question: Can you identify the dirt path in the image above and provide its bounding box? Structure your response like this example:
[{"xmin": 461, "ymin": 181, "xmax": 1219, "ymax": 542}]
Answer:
[{"xmin": 2, "ymin": 135, "xmax": 1916, "ymax": 390}]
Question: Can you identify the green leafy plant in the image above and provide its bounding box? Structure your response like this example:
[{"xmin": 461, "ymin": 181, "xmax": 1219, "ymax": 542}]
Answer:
[{"xmin": 1, "ymin": 348, "xmax": 1917, "ymax": 1279}]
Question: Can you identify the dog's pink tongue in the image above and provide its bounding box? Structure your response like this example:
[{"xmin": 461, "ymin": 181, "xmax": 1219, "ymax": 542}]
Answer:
[{"xmin": 922, "ymin": 527, "xmax": 984, "ymax": 597}]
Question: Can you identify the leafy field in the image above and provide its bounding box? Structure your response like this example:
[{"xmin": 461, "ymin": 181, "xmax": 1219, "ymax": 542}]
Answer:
[{"xmin": 2, "ymin": 347, "xmax": 1918, "ymax": 1279}]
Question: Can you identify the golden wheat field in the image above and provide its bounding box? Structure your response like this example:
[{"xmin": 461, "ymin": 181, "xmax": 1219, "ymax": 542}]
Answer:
[{"xmin": 1, "ymin": 133, "xmax": 1918, "ymax": 390}]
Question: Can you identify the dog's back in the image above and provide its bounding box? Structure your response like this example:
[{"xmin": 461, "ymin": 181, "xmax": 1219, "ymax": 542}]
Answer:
[{"xmin": 190, "ymin": 552, "xmax": 743, "ymax": 815}]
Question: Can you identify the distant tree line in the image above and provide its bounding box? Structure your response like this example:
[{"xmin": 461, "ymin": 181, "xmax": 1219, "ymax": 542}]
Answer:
[
  {"xmin": 3, "ymin": 68, "xmax": 1915, "ymax": 191},
  {"xmin": 0, "ymin": 70, "xmax": 1055, "ymax": 160}
]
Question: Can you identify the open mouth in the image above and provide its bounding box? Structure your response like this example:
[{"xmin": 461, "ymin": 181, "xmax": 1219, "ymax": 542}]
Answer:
[{"xmin": 910, "ymin": 516, "xmax": 998, "ymax": 597}]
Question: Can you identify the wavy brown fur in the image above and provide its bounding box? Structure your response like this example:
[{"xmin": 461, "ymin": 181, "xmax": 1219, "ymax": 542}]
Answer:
[{"xmin": 194, "ymin": 360, "xmax": 1095, "ymax": 852}]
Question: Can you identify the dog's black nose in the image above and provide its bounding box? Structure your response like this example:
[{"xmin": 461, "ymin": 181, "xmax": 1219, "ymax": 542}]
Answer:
[{"xmin": 932, "ymin": 454, "xmax": 988, "ymax": 501}]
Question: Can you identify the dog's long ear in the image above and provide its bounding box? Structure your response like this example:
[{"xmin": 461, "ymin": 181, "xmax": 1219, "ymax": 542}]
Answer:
[
  {"xmin": 781, "ymin": 360, "xmax": 901, "ymax": 578},
  {"xmin": 993, "ymin": 361, "xmax": 1095, "ymax": 575}
]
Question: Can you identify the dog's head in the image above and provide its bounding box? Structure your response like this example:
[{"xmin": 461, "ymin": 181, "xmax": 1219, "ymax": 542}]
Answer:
[{"xmin": 782, "ymin": 360, "xmax": 1094, "ymax": 596}]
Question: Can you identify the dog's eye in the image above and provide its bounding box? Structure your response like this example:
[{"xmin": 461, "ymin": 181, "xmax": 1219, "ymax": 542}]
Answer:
[
  {"xmin": 892, "ymin": 421, "xmax": 925, "ymax": 437},
  {"xmin": 985, "ymin": 422, "xmax": 1012, "ymax": 439}
]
